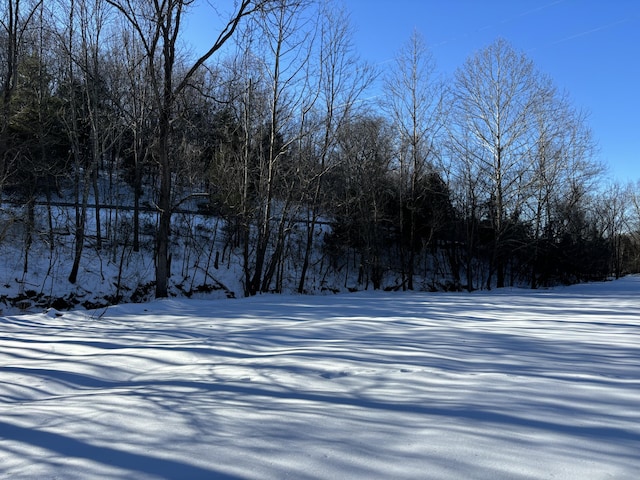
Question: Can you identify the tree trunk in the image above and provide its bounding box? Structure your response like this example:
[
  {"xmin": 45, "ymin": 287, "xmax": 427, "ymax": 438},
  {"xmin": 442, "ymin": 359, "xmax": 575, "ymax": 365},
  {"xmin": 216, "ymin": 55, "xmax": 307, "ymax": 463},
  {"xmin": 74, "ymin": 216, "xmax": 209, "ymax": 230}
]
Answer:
[
  {"xmin": 297, "ymin": 212, "xmax": 315, "ymax": 294},
  {"xmin": 68, "ymin": 170, "xmax": 91, "ymax": 284},
  {"xmin": 155, "ymin": 111, "xmax": 172, "ymax": 298}
]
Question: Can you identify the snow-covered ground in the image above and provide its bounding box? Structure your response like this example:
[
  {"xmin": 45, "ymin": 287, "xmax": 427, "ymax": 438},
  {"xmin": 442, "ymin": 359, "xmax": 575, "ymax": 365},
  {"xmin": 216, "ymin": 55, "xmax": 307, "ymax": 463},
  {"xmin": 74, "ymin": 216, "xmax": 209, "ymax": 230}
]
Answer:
[{"xmin": 1, "ymin": 277, "xmax": 639, "ymax": 479}]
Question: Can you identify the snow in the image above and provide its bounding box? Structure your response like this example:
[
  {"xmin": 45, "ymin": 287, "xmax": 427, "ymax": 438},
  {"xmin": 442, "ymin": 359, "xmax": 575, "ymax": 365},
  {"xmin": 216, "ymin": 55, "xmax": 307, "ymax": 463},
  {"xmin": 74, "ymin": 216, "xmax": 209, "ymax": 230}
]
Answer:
[{"xmin": 1, "ymin": 277, "xmax": 639, "ymax": 479}]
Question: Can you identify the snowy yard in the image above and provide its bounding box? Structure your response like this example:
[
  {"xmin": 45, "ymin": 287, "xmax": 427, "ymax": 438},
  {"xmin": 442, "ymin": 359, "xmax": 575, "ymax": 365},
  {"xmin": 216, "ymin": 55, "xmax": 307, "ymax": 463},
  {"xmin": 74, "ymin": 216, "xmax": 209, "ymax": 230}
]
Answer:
[{"xmin": 1, "ymin": 278, "xmax": 639, "ymax": 479}]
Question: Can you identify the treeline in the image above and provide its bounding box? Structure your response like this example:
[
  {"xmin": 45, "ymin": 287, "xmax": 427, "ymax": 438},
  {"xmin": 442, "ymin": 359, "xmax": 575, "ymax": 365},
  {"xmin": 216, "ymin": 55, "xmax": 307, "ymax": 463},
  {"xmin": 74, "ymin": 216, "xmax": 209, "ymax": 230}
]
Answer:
[{"xmin": 1, "ymin": 0, "xmax": 639, "ymax": 301}]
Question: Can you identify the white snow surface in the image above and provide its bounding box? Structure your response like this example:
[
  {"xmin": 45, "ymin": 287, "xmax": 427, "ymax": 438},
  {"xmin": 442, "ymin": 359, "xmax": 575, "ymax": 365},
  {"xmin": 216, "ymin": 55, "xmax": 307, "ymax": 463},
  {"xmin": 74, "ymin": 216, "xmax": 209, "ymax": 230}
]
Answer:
[{"xmin": 1, "ymin": 277, "xmax": 639, "ymax": 479}]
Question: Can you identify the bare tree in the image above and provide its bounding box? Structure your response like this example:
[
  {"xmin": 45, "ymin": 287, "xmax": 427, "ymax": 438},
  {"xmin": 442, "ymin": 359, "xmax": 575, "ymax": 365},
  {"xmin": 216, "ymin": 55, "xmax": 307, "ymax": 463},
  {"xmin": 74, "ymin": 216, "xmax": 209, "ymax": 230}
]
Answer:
[
  {"xmin": 231, "ymin": 0, "xmax": 316, "ymax": 295},
  {"xmin": 331, "ymin": 115, "xmax": 395, "ymax": 290},
  {"xmin": 296, "ymin": 0, "xmax": 374, "ymax": 293},
  {"xmin": 626, "ymin": 181, "xmax": 640, "ymax": 272},
  {"xmin": 382, "ymin": 30, "xmax": 444, "ymax": 290},
  {"xmin": 114, "ymin": 22, "xmax": 155, "ymax": 253},
  {"xmin": 444, "ymin": 124, "xmax": 483, "ymax": 290},
  {"xmin": 525, "ymin": 79, "xmax": 599, "ymax": 287},
  {"xmin": 602, "ymin": 182, "xmax": 631, "ymax": 279},
  {"xmin": 450, "ymin": 38, "xmax": 541, "ymax": 288},
  {"xmin": 65, "ymin": 0, "xmax": 113, "ymax": 284},
  {"xmin": 105, "ymin": 0, "xmax": 269, "ymax": 297}
]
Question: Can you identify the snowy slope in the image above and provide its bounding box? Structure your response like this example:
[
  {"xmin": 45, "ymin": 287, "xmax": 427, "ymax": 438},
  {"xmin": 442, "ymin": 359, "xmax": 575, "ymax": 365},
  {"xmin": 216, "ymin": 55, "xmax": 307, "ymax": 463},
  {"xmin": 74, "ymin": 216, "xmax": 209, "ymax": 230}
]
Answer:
[{"xmin": 1, "ymin": 277, "xmax": 639, "ymax": 479}]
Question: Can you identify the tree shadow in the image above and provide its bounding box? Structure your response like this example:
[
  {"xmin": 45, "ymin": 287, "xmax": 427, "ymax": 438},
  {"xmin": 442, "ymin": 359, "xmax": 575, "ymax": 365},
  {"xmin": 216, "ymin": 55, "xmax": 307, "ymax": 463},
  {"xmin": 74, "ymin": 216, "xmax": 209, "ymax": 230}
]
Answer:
[
  {"xmin": 0, "ymin": 420, "xmax": 242, "ymax": 480},
  {"xmin": 1, "ymin": 278, "xmax": 640, "ymax": 478}
]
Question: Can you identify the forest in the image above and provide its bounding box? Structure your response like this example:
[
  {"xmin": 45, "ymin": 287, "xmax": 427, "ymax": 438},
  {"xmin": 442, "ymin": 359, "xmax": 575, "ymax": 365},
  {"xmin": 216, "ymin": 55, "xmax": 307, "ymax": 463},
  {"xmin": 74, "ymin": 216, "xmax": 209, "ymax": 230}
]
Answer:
[{"xmin": 1, "ymin": 0, "xmax": 639, "ymax": 311}]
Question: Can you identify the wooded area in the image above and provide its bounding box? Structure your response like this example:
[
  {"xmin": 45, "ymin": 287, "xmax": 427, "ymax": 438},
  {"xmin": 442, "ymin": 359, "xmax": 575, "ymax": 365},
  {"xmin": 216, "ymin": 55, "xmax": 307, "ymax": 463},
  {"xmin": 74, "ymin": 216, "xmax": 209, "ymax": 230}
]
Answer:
[{"xmin": 1, "ymin": 0, "xmax": 639, "ymax": 308}]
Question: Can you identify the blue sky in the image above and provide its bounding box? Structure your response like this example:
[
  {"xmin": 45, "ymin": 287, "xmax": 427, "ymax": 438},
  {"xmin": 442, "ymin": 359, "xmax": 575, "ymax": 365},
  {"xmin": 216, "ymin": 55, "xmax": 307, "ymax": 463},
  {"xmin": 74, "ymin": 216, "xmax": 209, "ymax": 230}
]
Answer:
[
  {"xmin": 347, "ymin": 0, "xmax": 640, "ymax": 183},
  {"xmin": 184, "ymin": 0, "xmax": 639, "ymax": 183}
]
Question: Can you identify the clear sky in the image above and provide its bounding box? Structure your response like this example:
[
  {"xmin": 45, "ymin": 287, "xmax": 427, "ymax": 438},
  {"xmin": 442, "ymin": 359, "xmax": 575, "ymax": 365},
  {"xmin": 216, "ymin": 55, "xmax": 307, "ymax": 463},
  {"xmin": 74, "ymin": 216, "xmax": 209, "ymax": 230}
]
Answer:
[
  {"xmin": 184, "ymin": 0, "xmax": 639, "ymax": 183},
  {"xmin": 347, "ymin": 0, "xmax": 640, "ymax": 183}
]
